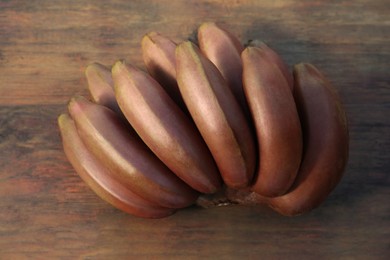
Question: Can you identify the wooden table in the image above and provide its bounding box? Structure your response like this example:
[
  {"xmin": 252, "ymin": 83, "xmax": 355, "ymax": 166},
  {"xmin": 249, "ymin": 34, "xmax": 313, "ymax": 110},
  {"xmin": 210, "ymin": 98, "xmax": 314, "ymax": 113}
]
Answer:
[{"xmin": 1, "ymin": 1, "xmax": 389, "ymax": 258}]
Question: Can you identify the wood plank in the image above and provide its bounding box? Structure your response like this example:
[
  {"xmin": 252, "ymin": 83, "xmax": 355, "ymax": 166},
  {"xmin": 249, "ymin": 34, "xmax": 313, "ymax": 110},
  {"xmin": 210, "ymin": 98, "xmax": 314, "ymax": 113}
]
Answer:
[{"xmin": 1, "ymin": 0, "xmax": 389, "ymax": 105}]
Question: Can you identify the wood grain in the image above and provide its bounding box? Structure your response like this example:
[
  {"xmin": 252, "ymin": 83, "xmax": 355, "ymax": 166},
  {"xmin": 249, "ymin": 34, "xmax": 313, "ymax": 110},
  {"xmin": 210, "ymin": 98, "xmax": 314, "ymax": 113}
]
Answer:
[{"xmin": 0, "ymin": 0, "xmax": 389, "ymax": 259}]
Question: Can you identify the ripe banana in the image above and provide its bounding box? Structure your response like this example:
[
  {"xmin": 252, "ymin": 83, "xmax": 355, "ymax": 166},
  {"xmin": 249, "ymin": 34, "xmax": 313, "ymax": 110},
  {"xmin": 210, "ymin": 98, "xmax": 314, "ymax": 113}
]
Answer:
[
  {"xmin": 58, "ymin": 23, "xmax": 349, "ymax": 218},
  {"xmin": 175, "ymin": 41, "xmax": 257, "ymax": 189},
  {"xmin": 58, "ymin": 113, "xmax": 175, "ymax": 218},
  {"xmin": 197, "ymin": 22, "xmax": 248, "ymax": 113},
  {"xmin": 247, "ymin": 40, "xmax": 294, "ymax": 89},
  {"xmin": 242, "ymin": 46, "xmax": 302, "ymax": 197},
  {"xmin": 67, "ymin": 95, "xmax": 199, "ymax": 209},
  {"xmin": 112, "ymin": 60, "xmax": 222, "ymax": 194},
  {"xmin": 85, "ymin": 62, "xmax": 122, "ymax": 115},
  {"xmin": 141, "ymin": 32, "xmax": 186, "ymax": 110},
  {"xmin": 266, "ymin": 63, "xmax": 349, "ymax": 215}
]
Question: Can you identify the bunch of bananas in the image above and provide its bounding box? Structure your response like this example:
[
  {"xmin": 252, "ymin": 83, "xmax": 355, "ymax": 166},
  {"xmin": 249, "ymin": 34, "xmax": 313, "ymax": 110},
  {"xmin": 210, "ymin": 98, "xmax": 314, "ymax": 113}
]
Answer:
[{"xmin": 58, "ymin": 22, "xmax": 349, "ymax": 218}]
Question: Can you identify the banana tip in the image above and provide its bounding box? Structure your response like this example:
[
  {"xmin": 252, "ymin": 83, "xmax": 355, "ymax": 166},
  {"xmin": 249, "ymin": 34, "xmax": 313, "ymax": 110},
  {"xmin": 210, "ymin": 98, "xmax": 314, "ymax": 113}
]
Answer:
[
  {"xmin": 58, "ymin": 113, "xmax": 70, "ymax": 129},
  {"xmin": 142, "ymin": 31, "xmax": 159, "ymax": 45},
  {"xmin": 246, "ymin": 39, "xmax": 267, "ymax": 48},
  {"xmin": 198, "ymin": 21, "xmax": 217, "ymax": 32},
  {"xmin": 111, "ymin": 59, "xmax": 127, "ymax": 76},
  {"xmin": 67, "ymin": 95, "xmax": 89, "ymax": 118},
  {"xmin": 176, "ymin": 40, "xmax": 198, "ymax": 56}
]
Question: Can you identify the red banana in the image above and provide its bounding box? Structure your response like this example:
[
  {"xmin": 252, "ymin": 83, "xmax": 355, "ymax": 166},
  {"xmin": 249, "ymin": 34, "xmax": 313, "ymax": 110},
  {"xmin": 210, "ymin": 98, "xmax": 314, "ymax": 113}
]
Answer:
[
  {"xmin": 67, "ymin": 95, "xmax": 199, "ymax": 209},
  {"xmin": 242, "ymin": 46, "xmax": 302, "ymax": 197},
  {"xmin": 141, "ymin": 32, "xmax": 186, "ymax": 110},
  {"xmin": 112, "ymin": 61, "xmax": 222, "ymax": 194},
  {"xmin": 85, "ymin": 62, "xmax": 123, "ymax": 115},
  {"xmin": 247, "ymin": 40, "xmax": 294, "ymax": 89},
  {"xmin": 266, "ymin": 63, "xmax": 349, "ymax": 215},
  {"xmin": 176, "ymin": 41, "xmax": 257, "ymax": 189},
  {"xmin": 58, "ymin": 113, "xmax": 175, "ymax": 218},
  {"xmin": 197, "ymin": 22, "xmax": 248, "ymax": 113}
]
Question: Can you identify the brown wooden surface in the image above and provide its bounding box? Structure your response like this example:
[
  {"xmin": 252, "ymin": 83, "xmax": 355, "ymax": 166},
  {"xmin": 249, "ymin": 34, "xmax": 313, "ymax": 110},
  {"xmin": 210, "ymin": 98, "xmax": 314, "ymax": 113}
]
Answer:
[{"xmin": 0, "ymin": 0, "xmax": 389, "ymax": 259}]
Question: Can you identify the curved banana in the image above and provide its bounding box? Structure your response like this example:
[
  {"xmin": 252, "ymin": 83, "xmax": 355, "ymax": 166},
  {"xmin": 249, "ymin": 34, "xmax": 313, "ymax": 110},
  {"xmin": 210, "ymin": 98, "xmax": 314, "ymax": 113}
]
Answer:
[
  {"xmin": 242, "ymin": 46, "xmax": 302, "ymax": 197},
  {"xmin": 247, "ymin": 40, "xmax": 294, "ymax": 89},
  {"xmin": 197, "ymin": 22, "xmax": 248, "ymax": 113},
  {"xmin": 112, "ymin": 61, "xmax": 222, "ymax": 194},
  {"xmin": 85, "ymin": 62, "xmax": 122, "ymax": 114},
  {"xmin": 175, "ymin": 41, "xmax": 256, "ymax": 189},
  {"xmin": 58, "ymin": 113, "xmax": 175, "ymax": 218},
  {"xmin": 141, "ymin": 32, "xmax": 186, "ymax": 110},
  {"xmin": 267, "ymin": 63, "xmax": 349, "ymax": 215},
  {"xmin": 67, "ymin": 95, "xmax": 199, "ymax": 209}
]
